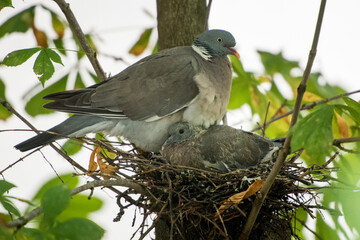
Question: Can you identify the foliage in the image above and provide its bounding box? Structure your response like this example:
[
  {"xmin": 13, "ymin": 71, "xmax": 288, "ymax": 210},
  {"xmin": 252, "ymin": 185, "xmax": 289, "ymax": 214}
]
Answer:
[
  {"xmin": 0, "ymin": 175, "xmax": 104, "ymax": 239},
  {"xmin": 0, "ymin": 4, "xmax": 98, "ymax": 119},
  {"xmin": 0, "ymin": 2, "xmax": 359, "ymax": 240}
]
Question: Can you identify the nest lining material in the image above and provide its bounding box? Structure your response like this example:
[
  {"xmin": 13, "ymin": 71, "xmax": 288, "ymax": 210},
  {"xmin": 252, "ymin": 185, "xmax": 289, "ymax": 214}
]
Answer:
[{"xmin": 87, "ymin": 142, "xmax": 328, "ymax": 240}]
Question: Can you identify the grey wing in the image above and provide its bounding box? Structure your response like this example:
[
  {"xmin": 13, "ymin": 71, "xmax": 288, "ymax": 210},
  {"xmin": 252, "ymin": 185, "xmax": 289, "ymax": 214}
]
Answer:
[{"xmin": 44, "ymin": 47, "xmax": 200, "ymax": 121}]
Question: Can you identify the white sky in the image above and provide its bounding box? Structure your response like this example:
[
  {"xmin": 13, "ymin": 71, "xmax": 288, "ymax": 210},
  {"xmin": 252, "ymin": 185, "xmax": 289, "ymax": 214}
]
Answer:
[{"xmin": 1, "ymin": 0, "xmax": 360, "ymax": 239}]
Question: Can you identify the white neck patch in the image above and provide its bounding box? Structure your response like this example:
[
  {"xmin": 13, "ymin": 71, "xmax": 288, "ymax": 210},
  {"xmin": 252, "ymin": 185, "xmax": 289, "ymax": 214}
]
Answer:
[{"xmin": 192, "ymin": 44, "xmax": 211, "ymax": 61}]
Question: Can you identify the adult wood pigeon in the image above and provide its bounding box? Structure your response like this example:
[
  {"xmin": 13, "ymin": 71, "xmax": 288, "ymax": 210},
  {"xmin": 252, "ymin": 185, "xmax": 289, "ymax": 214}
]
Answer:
[
  {"xmin": 162, "ymin": 122, "xmax": 284, "ymax": 172},
  {"xmin": 15, "ymin": 29, "xmax": 239, "ymax": 152}
]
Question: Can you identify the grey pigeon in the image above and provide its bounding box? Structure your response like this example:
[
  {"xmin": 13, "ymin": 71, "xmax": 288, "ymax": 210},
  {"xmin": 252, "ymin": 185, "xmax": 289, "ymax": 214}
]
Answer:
[
  {"xmin": 15, "ymin": 30, "xmax": 239, "ymax": 152},
  {"xmin": 162, "ymin": 122, "xmax": 283, "ymax": 172}
]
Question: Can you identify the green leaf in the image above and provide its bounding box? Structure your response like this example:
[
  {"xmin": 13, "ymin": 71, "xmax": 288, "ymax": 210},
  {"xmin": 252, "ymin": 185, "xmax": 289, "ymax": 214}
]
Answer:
[
  {"xmin": 74, "ymin": 72, "xmax": 85, "ymax": 89},
  {"xmin": 57, "ymin": 195, "xmax": 103, "ymax": 221},
  {"xmin": 292, "ymin": 208, "xmax": 308, "ymax": 239},
  {"xmin": 332, "ymin": 154, "xmax": 360, "ymax": 233},
  {"xmin": 32, "ymin": 173, "xmax": 78, "ymax": 202},
  {"xmin": 290, "ymin": 105, "xmax": 334, "ymax": 157},
  {"xmin": 315, "ymin": 211, "xmax": 338, "ymax": 240},
  {"xmin": 258, "ymin": 51, "xmax": 299, "ymax": 77},
  {"xmin": 53, "ymin": 38, "xmax": 66, "ymax": 55},
  {"xmin": 89, "ymin": 71, "xmax": 100, "ymax": 84},
  {"xmin": 228, "ymin": 57, "xmax": 255, "ymax": 110},
  {"xmin": 0, "ymin": 222, "xmax": 13, "ymax": 239},
  {"xmin": 61, "ymin": 139, "xmax": 83, "ymax": 156},
  {"xmin": 0, "ymin": 0, "xmax": 13, "ymax": 8},
  {"xmin": 0, "ymin": 180, "xmax": 16, "ymax": 195},
  {"xmin": 51, "ymin": 218, "xmax": 104, "ymax": 240},
  {"xmin": 307, "ymin": 73, "xmax": 346, "ymax": 100},
  {"xmin": 41, "ymin": 185, "xmax": 71, "ymax": 227},
  {"xmin": 129, "ymin": 28, "xmax": 153, "ymax": 56},
  {"xmin": 2, "ymin": 48, "xmax": 41, "ymax": 66},
  {"xmin": 33, "ymin": 49, "xmax": 55, "ymax": 86},
  {"xmin": 343, "ymin": 97, "xmax": 360, "ymax": 124},
  {"xmin": 230, "ymin": 56, "xmax": 247, "ymax": 78},
  {"xmin": 17, "ymin": 227, "xmax": 45, "ymax": 239},
  {"xmin": 25, "ymin": 74, "xmax": 68, "ymax": 116},
  {"xmin": 0, "ymin": 198, "xmax": 21, "ymax": 216},
  {"xmin": 335, "ymin": 104, "xmax": 360, "ymax": 125},
  {"xmin": 45, "ymin": 48, "xmax": 63, "ymax": 65},
  {"xmin": 0, "ymin": 78, "xmax": 13, "ymax": 120},
  {"xmin": 0, "ymin": 6, "xmax": 35, "ymax": 38},
  {"xmin": 228, "ymin": 76, "xmax": 251, "ymax": 109},
  {"xmin": 51, "ymin": 12, "xmax": 65, "ymax": 39}
]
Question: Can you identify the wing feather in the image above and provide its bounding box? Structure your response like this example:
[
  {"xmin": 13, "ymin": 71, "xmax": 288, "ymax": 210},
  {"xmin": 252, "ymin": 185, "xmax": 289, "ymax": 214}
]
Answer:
[{"xmin": 44, "ymin": 46, "xmax": 200, "ymax": 121}]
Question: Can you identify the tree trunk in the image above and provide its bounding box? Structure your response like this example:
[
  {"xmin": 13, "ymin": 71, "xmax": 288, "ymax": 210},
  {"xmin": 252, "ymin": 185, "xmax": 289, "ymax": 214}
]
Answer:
[
  {"xmin": 156, "ymin": 0, "xmax": 207, "ymax": 50},
  {"xmin": 155, "ymin": 1, "xmax": 207, "ymax": 239}
]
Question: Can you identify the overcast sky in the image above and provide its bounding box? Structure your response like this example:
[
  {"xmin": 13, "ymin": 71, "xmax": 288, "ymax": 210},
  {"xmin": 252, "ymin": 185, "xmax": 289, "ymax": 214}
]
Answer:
[{"xmin": 1, "ymin": 1, "xmax": 359, "ymax": 239}]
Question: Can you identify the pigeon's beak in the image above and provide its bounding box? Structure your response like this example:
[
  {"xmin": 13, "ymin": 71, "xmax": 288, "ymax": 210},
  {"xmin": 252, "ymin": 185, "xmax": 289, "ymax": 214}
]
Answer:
[{"xmin": 229, "ymin": 48, "xmax": 240, "ymax": 59}]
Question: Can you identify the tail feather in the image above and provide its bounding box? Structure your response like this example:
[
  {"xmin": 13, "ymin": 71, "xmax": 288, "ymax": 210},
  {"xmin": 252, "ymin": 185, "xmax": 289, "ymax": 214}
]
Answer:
[
  {"xmin": 15, "ymin": 132, "xmax": 63, "ymax": 152},
  {"xmin": 15, "ymin": 115, "xmax": 106, "ymax": 152}
]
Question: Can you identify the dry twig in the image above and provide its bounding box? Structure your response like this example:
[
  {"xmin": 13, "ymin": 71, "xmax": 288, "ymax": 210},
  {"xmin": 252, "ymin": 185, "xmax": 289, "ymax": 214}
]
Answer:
[
  {"xmin": 240, "ymin": 1, "xmax": 328, "ymax": 238},
  {"xmin": 53, "ymin": 0, "xmax": 106, "ymax": 81}
]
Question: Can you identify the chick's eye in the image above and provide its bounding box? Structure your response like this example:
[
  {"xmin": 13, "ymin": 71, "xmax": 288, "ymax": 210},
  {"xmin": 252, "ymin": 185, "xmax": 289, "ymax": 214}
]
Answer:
[
  {"xmin": 217, "ymin": 37, "xmax": 222, "ymax": 42},
  {"xmin": 179, "ymin": 129, "xmax": 184, "ymax": 134}
]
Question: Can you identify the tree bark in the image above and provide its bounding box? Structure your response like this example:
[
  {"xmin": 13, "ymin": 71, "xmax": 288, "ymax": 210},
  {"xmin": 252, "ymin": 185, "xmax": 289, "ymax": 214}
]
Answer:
[
  {"xmin": 156, "ymin": 0, "xmax": 207, "ymax": 50},
  {"xmin": 155, "ymin": 1, "xmax": 207, "ymax": 239}
]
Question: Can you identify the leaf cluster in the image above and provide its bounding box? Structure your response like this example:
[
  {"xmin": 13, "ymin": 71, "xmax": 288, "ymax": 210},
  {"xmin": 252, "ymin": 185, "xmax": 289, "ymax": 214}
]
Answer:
[{"xmin": 0, "ymin": 175, "xmax": 104, "ymax": 239}]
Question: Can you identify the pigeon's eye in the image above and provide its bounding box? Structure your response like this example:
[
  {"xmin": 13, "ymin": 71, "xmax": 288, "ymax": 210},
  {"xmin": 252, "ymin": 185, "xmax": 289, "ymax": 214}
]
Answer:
[
  {"xmin": 217, "ymin": 37, "xmax": 222, "ymax": 42},
  {"xmin": 179, "ymin": 129, "xmax": 185, "ymax": 134}
]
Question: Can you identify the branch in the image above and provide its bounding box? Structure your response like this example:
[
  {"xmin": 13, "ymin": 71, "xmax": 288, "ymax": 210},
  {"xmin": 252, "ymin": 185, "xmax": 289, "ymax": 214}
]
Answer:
[
  {"xmin": 53, "ymin": 0, "xmax": 106, "ymax": 81},
  {"xmin": 240, "ymin": 0, "xmax": 327, "ymax": 239},
  {"xmin": 5, "ymin": 207, "xmax": 43, "ymax": 229},
  {"xmin": 333, "ymin": 136, "xmax": 360, "ymax": 145},
  {"xmin": 333, "ymin": 137, "xmax": 360, "ymax": 153},
  {"xmin": 6, "ymin": 179, "xmax": 147, "ymax": 228},
  {"xmin": 205, "ymin": 0, "xmax": 213, "ymax": 30},
  {"xmin": 71, "ymin": 179, "xmax": 147, "ymax": 196},
  {"xmin": 0, "ymin": 98, "xmax": 123, "ymax": 197},
  {"xmin": 251, "ymin": 89, "xmax": 360, "ymax": 132}
]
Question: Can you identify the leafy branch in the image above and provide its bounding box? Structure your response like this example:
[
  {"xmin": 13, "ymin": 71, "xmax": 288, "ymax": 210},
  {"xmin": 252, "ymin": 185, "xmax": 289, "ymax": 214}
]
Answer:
[
  {"xmin": 0, "ymin": 97, "xmax": 122, "ymax": 196},
  {"xmin": 252, "ymin": 89, "xmax": 360, "ymax": 132},
  {"xmin": 240, "ymin": 0, "xmax": 328, "ymax": 238},
  {"xmin": 333, "ymin": 137, "xmax": 360, "ymax": 153},
  {"xmin": 5, "ymin": 179, "xmax": 147, "ymax": 229},
  {"xmin": 52, "ymin": 0, "xmax": 106, "ymax": 81}
]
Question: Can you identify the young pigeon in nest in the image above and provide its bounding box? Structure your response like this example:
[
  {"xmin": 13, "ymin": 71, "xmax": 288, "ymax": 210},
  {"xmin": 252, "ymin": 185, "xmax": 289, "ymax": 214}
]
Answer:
[{"xmin": 162, "ymin": 122, "xmax": 284, "ymax": 172}]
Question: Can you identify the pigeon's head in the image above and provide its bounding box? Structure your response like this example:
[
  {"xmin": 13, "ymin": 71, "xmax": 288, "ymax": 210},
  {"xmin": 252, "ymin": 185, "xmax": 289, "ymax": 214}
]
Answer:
[
  {"xmin": 193, "ymin": 29, "xmax": 239, "ymax": 59},
  {"xmin": 163, "ymin": 122, "xmax": 204, "ymax": 148}
]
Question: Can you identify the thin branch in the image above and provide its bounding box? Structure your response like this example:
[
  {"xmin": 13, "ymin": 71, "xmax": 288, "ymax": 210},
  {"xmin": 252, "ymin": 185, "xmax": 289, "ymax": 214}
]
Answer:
[
  {"xmin": 295, "ymin": 217, "xmax": 323, "ymax": 240},
  {"xmin": 205, "ymin": 0, "xmax": 213, "ymax": 30},
  {"xmin": 333, "ymin": 145, "xmax": 360, "ymax": 154},
  {"xmin": 333, "ymin": 136, "xmax": 360, "ymax": 145},
  {"xmin": 240, "ymin": 1, "xmax": 327, "ymax": 239},
  {"xmin": 53, "ymin": 0, "xmax": 106, "ymax": 81},
  {"xmin": 332, "ymin": 137, "xmax": 360, "ymax": 153},
  {"xmin": 251, "ymin": 88, "xmax": 360, "ymax": 132},
  {"xmin": 71, "ymin": 179, "xmax": 147, "ymax": 196},
  {"xmin": 5, "ymin": 207, "xmax": 43, "ymax": 229},
  {"xmin": 6, "ymin": 179, "xmax": 147, "ymax": 228},
  {"xmin": 0, "ymin": 98, "xmax": 40, "ymax": 134},
  {"xmin": 0, "ymin": 97, "xmax": 123, "ymax": 197},
  {"xmin": 0, "ymin": 149, "xmax": 39, "ymax": 175},
  {"xmin": 138, "ymin": 221, "xmax": 156, "ymax": 240}
]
